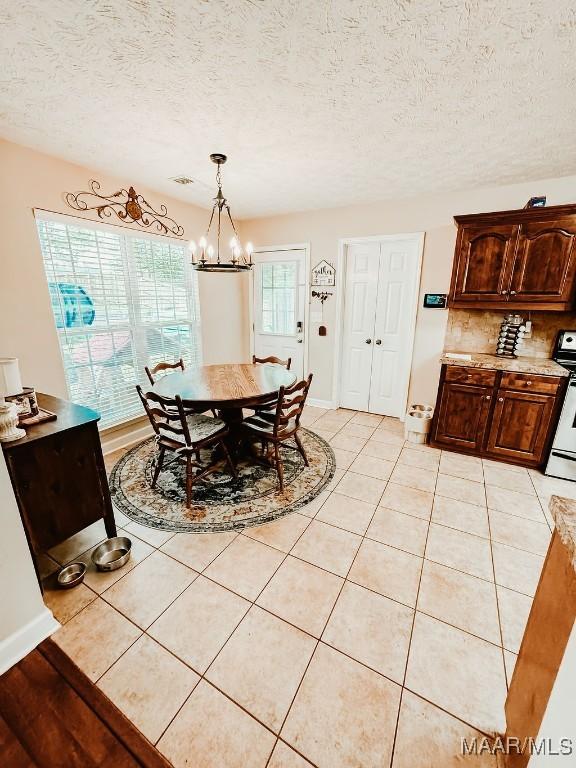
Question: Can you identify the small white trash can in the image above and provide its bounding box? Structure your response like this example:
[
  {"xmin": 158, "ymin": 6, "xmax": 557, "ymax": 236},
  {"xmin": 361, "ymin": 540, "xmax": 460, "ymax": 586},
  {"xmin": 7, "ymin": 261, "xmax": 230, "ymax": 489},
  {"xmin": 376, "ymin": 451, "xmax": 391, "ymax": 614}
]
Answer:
[{"xmin": 404, "ymin": 404, "xmax": 434, "ymax": 444}]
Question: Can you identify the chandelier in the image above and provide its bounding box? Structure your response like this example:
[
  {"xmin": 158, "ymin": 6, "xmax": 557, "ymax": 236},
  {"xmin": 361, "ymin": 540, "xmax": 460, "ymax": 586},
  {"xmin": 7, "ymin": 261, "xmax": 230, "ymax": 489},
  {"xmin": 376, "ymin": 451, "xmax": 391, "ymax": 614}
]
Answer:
[{"xmin": 189, "ymin": 153, "xmax": 253, "ymax": 272}]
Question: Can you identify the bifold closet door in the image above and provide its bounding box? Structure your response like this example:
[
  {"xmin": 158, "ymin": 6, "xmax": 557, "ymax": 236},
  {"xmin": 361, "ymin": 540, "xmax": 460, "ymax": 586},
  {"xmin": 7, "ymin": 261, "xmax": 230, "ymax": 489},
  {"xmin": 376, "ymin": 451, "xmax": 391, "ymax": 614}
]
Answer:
[
  {"xmin": 339, "ymin": 242, "xmax": 380, "ymax": 411},
  {"xmin": 368, "ymin": 238, "xmax": 421, "ymax": 417}
]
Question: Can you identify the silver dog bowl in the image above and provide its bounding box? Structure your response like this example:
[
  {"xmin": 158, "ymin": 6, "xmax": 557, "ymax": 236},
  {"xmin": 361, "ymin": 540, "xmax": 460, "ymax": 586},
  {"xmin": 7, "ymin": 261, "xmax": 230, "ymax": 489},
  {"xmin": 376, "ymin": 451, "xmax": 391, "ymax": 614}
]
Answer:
[
  {"xmin": 91, "ymin": 536, "xmax": 132, "ymax": 572},
  {"xmin": 57, "ymin": 562, "xmax": 87, "ymax": 589}
]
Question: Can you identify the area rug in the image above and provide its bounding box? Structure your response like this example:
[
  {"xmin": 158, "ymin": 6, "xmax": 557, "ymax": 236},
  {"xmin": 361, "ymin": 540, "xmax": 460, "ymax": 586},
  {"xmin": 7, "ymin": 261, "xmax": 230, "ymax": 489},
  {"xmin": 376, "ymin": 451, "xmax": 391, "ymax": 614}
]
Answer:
[{"xmin": 109, "ymin": 428, "xmax": 335, "ymax": 533}]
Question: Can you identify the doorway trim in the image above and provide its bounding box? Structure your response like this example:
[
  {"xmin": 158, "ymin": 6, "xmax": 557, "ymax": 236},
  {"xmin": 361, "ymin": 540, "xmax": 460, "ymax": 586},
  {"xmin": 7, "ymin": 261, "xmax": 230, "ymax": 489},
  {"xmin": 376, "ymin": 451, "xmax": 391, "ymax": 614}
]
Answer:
[
  {"xmin": 333, "ymin": 232, "xmax": 425, "ymax": 418},
  {"xmin": 248, "ymin": 242, "xmax": 311, "ymax": 379}
]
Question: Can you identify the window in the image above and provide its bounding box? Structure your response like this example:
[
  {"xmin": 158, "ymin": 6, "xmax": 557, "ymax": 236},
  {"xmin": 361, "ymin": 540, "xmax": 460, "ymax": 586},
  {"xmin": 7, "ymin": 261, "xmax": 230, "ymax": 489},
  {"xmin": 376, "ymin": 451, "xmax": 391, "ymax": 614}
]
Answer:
[
  {"xmin": 36, "ymin": 214, "xmax": 201, "ymax": 428},
  {"xmin": 260, "ymin": 262, "xmax": 297, "ymax": 335}
]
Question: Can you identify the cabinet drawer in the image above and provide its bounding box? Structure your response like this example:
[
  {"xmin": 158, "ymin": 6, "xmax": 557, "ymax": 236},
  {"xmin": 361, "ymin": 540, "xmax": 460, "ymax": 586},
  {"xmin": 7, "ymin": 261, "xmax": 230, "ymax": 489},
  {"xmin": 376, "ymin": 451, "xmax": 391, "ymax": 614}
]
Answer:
[
  {"xmin": 499, "ymin": 372, "xmax": 562, "ymax": 394},
  {"xmin": 445, "ymin": 366, "xmax": 496, "ymax": 387}
]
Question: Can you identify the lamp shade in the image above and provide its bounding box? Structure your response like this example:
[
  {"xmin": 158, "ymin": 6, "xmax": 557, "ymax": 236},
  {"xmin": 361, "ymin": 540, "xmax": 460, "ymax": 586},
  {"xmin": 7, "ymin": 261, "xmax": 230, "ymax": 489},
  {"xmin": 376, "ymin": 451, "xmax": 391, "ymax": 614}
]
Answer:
[{"xmin": 0, "ymin": 358, "xmax": 23, "ymax": 397}]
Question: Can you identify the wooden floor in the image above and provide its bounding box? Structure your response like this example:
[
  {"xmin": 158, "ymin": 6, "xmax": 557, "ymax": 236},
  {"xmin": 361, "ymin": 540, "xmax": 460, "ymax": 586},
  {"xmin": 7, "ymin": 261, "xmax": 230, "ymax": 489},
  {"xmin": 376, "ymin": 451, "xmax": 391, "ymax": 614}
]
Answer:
[{"xmin": 0, "ymin": 640, "xmax": 171, "ymax": 768}]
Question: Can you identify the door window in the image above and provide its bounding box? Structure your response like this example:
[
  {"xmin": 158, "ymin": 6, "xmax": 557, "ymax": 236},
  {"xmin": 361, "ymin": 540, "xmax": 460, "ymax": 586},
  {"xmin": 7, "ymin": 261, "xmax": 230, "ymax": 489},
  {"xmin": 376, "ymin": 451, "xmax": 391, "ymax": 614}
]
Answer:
[{"xmin": 260, "ymin": 262, "xmax": 297, "ymax": 335}]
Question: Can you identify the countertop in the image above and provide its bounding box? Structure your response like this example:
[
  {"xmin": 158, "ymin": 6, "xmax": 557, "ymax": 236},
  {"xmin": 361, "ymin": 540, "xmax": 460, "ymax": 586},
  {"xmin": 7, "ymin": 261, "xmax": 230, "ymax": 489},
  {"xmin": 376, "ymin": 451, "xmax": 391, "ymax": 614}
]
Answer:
[
  {"xmin": 550, "ymin": 496, "xmax": 576, "ymax": 572},
  {"xmin": 440, "ymin": 352, "xmax": 569, "ymax": 377}
]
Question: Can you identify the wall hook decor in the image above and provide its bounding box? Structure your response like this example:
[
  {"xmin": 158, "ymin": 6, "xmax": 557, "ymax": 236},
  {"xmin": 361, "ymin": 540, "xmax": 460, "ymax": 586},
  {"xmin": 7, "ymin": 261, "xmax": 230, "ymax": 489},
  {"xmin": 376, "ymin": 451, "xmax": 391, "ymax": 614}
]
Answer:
[
  {"xmin": 65, "ymin": 180, "xmax": 184, "ymax": 236},
  {"xmin": 311, "ymin": 290, "xmax": 332, "ymax": 304}
]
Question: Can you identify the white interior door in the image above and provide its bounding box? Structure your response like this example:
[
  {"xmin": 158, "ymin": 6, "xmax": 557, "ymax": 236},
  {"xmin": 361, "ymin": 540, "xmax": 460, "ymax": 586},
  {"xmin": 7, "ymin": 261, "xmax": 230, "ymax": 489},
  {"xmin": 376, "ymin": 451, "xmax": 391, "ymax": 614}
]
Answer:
[
  {"xmin": 340, "ymin": 235, "xmax": 422, "ymax": 417},
  {"xmin": 253, "ymin": 249, "xmax": 306, "ymax": 378},
  {"xmin": 339, "ymin": 242, "xmax": 380, "ymax": 411},
  {"xmin": 369, "ymin": 238, "xmax": 421, "ymax": 417}
]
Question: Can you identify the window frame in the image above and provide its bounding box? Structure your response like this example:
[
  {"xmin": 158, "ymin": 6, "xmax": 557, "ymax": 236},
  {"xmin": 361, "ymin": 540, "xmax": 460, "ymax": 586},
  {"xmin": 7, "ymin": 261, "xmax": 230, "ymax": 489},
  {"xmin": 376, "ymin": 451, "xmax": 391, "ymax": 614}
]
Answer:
[{"xmin": 34, "ymin": 210, "xmax": 202, "ymax": 431}]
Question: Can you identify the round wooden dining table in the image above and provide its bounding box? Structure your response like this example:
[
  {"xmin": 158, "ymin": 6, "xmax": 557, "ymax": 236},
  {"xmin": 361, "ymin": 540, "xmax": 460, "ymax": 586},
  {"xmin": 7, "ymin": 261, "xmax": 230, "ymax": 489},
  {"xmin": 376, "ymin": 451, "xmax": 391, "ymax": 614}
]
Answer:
[{"xmin": 150, "ymin": 362, "xmax": 297, "ymax": 452}]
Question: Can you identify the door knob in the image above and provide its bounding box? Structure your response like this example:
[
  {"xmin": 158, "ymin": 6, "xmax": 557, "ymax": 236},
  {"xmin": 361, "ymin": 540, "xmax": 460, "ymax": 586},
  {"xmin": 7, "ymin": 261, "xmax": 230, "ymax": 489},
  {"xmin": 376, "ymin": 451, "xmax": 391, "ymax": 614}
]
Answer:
[
  {"xmin": 297, "ymin": 339, "xmax": 303, "ymax": 344},
  {"xmin": 365, "ymin": 339, "xmax": 372, "ymax": 344},
  {"xmin": 501, "ymin": 290, "xmax": 507, "ymax": 294},
  {"xmin": 375, "ymin": 339, "xmax": 382, "ymax": 345},
  {"xmin": 498, "ymin": 397, "xmax": 504, "ymax": 402},
  {"xmin": 510, "ymin": 290, "xmax": 517, "ymax": 295},
  {"xmin": 485, "ymin": 395, "xmax": 491, "ymax": 400}
]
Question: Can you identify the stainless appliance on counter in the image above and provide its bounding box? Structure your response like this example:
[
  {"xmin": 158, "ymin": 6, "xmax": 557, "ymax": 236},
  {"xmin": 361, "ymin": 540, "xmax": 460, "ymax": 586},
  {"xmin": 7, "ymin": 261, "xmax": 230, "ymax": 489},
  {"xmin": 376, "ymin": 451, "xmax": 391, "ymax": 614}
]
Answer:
[{"xmin": 545, "ymin": 331, "xmax": 576, "ymax": 482}]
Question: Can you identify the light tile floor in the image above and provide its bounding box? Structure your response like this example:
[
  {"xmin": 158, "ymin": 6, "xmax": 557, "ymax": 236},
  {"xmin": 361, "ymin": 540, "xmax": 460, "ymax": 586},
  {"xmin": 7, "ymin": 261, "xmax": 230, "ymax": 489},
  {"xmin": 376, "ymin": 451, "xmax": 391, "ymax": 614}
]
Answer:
[{"xmin": 42, "ymin": 406, "xmax": 575, "ymax": 768}]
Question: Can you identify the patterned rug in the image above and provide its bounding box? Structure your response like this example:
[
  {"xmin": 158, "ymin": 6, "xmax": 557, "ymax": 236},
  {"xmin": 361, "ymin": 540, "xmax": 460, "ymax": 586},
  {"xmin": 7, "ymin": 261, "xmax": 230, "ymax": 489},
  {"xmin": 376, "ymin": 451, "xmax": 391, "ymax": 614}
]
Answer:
[{"xmin": 109, "ymin": 428, "xmax": 335, "ymax": 533}]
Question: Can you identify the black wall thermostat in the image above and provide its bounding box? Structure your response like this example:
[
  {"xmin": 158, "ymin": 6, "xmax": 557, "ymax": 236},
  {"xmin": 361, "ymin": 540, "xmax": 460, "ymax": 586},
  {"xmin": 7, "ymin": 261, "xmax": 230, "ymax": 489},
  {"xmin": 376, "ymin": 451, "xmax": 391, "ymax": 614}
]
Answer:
[{"xmin": 423, "ymin": 293, "xmax": 447, "ymax": 308}]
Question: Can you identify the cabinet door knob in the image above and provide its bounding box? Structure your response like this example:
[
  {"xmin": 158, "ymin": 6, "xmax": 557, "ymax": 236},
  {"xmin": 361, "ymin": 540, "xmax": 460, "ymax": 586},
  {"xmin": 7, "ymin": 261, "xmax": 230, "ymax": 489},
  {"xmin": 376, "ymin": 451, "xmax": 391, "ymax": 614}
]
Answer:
[
  {"xmin": 485, "ymin": 395, "xmax": 491, "ymax": 400},
  {"xmin": 501, "ymin": 290, "xmax": 508, "ymax": 294},
  {"xmin": 510, "ymin": 290, "xmax": 517, "ymax": 295},
  {"xmin": 375, "ymin": 339, "xmax": 382, "ymax": 345},
  {"xmin": 498, "ymin": 397, "xmax": 504, "ymax": 402},
  {"xmin": 526, "ymin": 380, "xmax": 532, "ymax": 385},
  {"xmin": 365, "ymin": 339, "xmax": 372, "ymax": 344}
]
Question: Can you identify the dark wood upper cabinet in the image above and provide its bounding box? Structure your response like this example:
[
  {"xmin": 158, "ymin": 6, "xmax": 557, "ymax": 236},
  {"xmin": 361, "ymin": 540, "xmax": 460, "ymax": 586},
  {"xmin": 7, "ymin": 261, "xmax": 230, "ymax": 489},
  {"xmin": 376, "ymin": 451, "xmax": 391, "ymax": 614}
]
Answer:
[
  {"xmin": 449, "ymin": 204, "xmax": 576, "ymax": 310},
  {"xmin": 510, "ymin": 218, "xmax": 576, "ymax": 303},
  {"xmin": 451, "ymin": 224, "xmax": 517, "ymax": 304}
]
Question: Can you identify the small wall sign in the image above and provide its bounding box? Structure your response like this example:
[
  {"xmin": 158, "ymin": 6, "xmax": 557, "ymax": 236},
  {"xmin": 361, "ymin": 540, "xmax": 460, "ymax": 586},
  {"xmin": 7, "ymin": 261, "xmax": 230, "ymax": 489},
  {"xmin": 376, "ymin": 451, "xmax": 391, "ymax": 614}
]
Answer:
[
  {"xmin": 423, "ymin": 293, "xmax": 447, "ymax": 308},
  {"xmin": 311, "ymin": 260, "xmax": 336, "ymax": 287}
]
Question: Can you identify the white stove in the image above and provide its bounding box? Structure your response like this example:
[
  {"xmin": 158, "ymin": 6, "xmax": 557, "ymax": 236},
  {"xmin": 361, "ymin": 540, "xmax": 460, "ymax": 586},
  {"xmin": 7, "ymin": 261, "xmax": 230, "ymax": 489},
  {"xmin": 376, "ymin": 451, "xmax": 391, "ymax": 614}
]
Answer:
[{"xmin": 545, "ymin": 330, "xmax": 576, "ymax": 481}]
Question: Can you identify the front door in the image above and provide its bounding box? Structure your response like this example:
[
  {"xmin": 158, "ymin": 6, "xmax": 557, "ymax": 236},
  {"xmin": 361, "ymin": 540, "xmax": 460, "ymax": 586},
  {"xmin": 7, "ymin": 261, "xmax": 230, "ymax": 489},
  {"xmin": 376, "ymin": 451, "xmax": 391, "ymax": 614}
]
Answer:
[{"xmin": 252, "ymin": 249, "xmax": 306, "ymax": 379}]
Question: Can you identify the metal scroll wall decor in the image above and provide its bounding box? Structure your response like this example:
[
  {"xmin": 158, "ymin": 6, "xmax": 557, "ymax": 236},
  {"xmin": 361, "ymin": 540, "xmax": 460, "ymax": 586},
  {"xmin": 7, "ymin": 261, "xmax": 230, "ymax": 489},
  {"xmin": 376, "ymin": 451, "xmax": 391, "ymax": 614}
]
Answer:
[{"xmin": 65, "ymin": 180, "xmax": 184, "ymax": 236}]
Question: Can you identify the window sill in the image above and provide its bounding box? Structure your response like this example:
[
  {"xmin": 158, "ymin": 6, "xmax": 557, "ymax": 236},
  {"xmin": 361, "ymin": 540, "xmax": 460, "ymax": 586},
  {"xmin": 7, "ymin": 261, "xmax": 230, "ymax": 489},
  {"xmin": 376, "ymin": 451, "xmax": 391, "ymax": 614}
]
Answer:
[{"xmin": 99, "ymin": 413, "xmax": 148, "ymax": 437}]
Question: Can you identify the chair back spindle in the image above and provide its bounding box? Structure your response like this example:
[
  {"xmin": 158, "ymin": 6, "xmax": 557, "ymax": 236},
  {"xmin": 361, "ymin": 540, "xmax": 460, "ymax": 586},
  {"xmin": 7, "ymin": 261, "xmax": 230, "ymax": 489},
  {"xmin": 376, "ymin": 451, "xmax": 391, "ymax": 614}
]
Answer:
[
  {"xmin": 273, "ymin": 374, "xmax": 313, "ymax": 435},
  {"xmin": 136, "ymin": 386, "xmax": 192, "ymax": 446}
]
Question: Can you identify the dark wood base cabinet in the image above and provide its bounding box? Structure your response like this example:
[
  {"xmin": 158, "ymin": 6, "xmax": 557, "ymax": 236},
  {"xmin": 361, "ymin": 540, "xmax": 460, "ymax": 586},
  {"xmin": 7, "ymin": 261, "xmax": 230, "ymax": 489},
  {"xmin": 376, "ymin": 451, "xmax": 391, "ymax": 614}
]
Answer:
[
  {"xmin": 2, "ymin": 393, "xmax": 117, "ymax": 587},
  {"xmin": 430, "ymin": 366, "xmax": 566, "ymax": 467}
]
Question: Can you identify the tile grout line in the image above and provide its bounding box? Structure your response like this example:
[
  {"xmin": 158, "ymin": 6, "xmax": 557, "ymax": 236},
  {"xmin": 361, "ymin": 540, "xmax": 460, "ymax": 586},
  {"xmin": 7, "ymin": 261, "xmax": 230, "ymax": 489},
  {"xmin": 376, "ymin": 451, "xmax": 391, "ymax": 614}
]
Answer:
[
  {"xmin": 388, "ymin": 440, "xmax": 437, "ymax": 768},
  {"xmin": 266, "ymin": 462, "xmax": 387, "ymax": 764},
  {"xmin": 483, "ymin": 460, "xmax": 510, "ymax": 699},
  {"xmin": 151, "ymin": 489, "xmax": 322, "ymax": 756}
]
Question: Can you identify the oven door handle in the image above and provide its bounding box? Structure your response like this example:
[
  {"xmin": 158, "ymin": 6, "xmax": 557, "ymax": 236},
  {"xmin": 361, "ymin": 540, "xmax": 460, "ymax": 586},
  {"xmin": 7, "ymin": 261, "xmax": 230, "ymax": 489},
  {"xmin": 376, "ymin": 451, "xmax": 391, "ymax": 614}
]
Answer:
[{"xmin": 551, "ymin": 450, "xmax": 576, "ymax": 462}]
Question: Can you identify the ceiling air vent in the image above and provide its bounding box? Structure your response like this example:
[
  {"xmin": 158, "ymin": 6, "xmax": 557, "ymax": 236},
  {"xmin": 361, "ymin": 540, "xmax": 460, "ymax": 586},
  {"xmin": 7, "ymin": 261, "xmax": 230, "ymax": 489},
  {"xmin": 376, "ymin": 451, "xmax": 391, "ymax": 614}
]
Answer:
[{"xmin": 171, "ymin": 176, "xmax": 194, "ymax": 185}]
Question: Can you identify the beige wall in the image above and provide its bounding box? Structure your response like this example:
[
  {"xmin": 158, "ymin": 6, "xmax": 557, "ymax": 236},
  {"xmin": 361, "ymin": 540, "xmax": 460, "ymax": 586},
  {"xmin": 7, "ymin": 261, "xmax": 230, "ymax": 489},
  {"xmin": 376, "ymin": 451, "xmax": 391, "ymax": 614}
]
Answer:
[
  {"xmin": 0, "ymin": 139, "xmax": 250, "ymax": 399},
  {"xmin": 244, "ymin": 176, "xmax": 576, "ymax": 407}
]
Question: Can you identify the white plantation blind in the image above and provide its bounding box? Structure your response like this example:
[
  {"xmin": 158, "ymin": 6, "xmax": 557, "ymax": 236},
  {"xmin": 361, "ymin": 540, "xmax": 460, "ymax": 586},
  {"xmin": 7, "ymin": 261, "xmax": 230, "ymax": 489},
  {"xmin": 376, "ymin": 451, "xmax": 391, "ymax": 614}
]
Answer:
[{"xmin": 36, "ymin": 214, "xmax": 201, "ymax": 428}]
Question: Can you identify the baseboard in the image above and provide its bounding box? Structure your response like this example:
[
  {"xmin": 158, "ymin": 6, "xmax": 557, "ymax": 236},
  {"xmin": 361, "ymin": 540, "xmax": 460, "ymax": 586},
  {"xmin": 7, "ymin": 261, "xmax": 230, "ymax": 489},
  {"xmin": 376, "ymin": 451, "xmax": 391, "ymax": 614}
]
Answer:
[
  {"xmin": 0, "ymin": 607, "xmax": 60, "ymax": 676},
  {"xmin": 307, "ymin": 398, "xmax": 337, "ymax": 410},
  {"xmin": 101, "ymin": 422, "xmax": 153, "ymax": 455}
]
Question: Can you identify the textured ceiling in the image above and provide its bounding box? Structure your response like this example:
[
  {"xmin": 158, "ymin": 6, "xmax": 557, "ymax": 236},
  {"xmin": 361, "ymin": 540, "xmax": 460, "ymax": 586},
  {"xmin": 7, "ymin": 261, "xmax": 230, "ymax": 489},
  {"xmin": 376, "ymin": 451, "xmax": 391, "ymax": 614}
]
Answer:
[{"xmin": 1, "ymin": 0, "xmax": 576, "ymax": 217}]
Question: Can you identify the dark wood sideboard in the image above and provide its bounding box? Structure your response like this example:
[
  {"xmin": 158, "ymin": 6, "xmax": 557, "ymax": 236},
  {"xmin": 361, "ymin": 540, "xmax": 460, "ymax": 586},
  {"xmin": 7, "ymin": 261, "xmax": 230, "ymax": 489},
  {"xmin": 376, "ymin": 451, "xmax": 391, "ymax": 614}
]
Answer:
[{"xmin": 2, "ymin": 393, "xmax": 116, "ymax": 586}]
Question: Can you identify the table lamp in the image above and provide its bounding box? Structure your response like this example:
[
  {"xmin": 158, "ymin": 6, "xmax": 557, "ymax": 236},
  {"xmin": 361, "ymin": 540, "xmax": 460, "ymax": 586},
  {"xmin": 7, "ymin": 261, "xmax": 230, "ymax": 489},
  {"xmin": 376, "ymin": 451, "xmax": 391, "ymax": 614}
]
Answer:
[{"xmin": 0, "ymin": 358, "xmax": 26, "ymax": 442}]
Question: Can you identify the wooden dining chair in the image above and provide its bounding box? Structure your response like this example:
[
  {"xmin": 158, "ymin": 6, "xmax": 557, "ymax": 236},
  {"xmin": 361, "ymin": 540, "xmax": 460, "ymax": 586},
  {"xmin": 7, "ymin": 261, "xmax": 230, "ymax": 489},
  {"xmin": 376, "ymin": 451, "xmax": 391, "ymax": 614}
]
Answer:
[
  {"xmin": 145, "ymin": 358, "xmax": 185, "ymax": 386},
  {"xmin": 145, "ymin": 358, "xmax": 217, "ymax": 418},
  {"xmin": 251, "ymin": 355, "xmax": 293, "ymax": 418},
  {"xmin": 252, "ymin": 355, "xmax": 291, "ymax": 370},
  {"xmin": 241, "ymin": 374, "xmax": 313, "ymax": 491},
  {"xmin": 136, "ymin": 386, "xmax": 237, "ymax": 508}
]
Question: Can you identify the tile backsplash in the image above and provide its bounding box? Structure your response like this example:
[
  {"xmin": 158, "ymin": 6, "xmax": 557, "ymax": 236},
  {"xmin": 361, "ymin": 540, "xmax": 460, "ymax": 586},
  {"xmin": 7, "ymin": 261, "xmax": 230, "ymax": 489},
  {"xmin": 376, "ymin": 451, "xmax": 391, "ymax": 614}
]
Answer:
[{"xmin": 444, "ymin": 309, "xmax": 576, "ymax": 358}]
